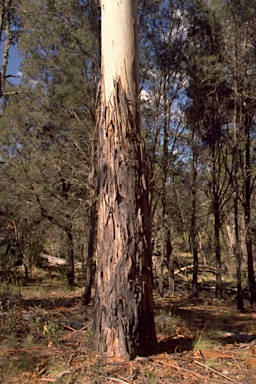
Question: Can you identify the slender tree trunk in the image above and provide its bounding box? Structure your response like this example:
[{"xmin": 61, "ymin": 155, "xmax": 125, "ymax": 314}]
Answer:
[
  {"xmin": 214, "ymin": 200, "xmax": 222, "ymax": 297},
  {"xmin": 159, "ymin": 77, "xmax": 169, "ymax": 298},
  {"xmin": 210, "ymin": 121, "xmax": 222, "ymax": 297},
  {"xmin": 166, "ymin": 228, "xmax": 174, "ymax": 295},
  {"xmin": 158, "ymin": 208, "xmax": 166, "ymax": 297},
  {"xmin": 191, "ymin": 148, "xmax": 198, "ymax": 298},
  {"xmin": 66, "ymin": 225, "xmax": 75, "ymax": 286},
  {"xmin": 243, "ymin": 115, "xmax": 255, "ymax": 305},
  {"xmin": 234, "ymin": 193, "xmax": 243, "ymax": 310},
  {"xmin": 233, "ymin": 66, "xmax": 244, "ymax": 311},
  {"xmin": 159, "ymin": 173, "xmax": 167, "ymax": 297},
  {"xmin": 94, "ymin": 0, "xmax": 156, "ymax": 360},
  {"xmin": 82, "ymin": 202, "xmax": 96, "ymax": 305}
]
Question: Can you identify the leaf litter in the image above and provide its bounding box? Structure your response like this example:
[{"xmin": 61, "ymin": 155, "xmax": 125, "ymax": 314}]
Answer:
[{"xmin": 0, "ymin": 282, "xmax": 256, "ymax": 383}]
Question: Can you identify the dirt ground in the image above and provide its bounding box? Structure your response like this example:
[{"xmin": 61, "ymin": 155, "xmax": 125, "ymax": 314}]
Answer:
[{"xmin": 0, "ymin": 275, "xmax": 256, "ymax": 383}]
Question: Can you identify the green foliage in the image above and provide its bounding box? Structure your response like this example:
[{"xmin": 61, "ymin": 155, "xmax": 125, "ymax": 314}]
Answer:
[{"xmin": 0, "ymin": 1, "xmax": 99, "ymax": 274}]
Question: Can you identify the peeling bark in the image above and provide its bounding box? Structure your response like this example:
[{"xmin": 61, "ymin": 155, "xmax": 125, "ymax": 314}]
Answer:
[
  {"xmin": 94, "ymin": 1, "xmax": 156, "ymax": 359},
  {"xmin": 94, "ymin": 80, "xmax": 156, "ymax": 359}
]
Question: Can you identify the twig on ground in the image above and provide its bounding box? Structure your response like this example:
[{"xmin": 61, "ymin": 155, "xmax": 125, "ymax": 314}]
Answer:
[
  {"xmin": 108, "ymin": 377, "xmax": 130, "ymax": 384},
  {"xmin": 232, "ymin": 353, "xmax": 242, "ymax": 370},
  {"xmin": 154, "ymin": 358, "xmax": 204, "ymax": 380},
  {"xmin": 39, "ymin": 366, "xmax": 82, "ymax": 382},
  {"xmin": 61, "ymin": 321, "xmax": 92, "ymax": 340},
  {"xmin": 194, "ymin": 360, "xmax": 241, "ymax": 383}
]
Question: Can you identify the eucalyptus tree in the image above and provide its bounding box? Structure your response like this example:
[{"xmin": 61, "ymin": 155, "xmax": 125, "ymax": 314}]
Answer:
[{"xmin": 94, "ymin": 0, "xmax": 156, "ymax": 359}]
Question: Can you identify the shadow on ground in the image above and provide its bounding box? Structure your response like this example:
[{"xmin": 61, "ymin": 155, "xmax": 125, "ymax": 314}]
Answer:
[{"xmin": 154, "ymin": 293, "xmax": 256, "ymax": 355}]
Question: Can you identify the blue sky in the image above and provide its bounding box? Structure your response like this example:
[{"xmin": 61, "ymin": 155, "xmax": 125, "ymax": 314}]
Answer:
[{"xmin": 6, "ymin": 45, "xmax": 22, "ymax": 85}]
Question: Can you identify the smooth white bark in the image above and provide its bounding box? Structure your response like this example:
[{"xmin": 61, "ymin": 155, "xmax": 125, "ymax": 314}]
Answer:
[{"xmin": 101, "ymin": 0, "xmax": 139, "ymax": 111}]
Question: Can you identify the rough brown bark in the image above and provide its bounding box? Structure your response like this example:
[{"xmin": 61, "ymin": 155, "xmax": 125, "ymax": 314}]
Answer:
[{"xmin": 94, "ymin": 79, "xmax": 156, "ymax": 359}]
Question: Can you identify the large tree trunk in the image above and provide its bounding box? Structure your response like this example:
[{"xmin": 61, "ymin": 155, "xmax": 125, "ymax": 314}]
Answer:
[{"xmin": 93, "ymin": 0, "xmax": 156, "ymax": 360}]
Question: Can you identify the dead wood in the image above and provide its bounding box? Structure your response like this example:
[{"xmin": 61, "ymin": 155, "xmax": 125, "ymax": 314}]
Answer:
[
  {"xmin": 36, "ymin": 254, "xmax": 82, "ymax": 269},
  {"xmin": 39, "ymin": 367, "xmax": 82, "ymax": 382},
  {"xmin": 194, "ymin": 361, "xmax": 242, "ymax": 383},
  {"xmin": 174, "ymin": 263, "xmax": 216, "ymax": 276},
  {"xmin": 154, "ymin": 358, "xmax": 205, "ymax": 381},
  {"xmin": 220, "ymin": 332, "xmax": 256, "ymax": 342}
]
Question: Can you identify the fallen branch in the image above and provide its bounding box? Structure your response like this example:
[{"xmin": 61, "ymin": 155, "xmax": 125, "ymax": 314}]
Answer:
[
  {"xmin": 174, "ymin": 264, "xmax": 216, "ymax": 276},
  {"xmin": 61, "ymin": 321, "xmax": 93, "ymax": 340},
  {"xmin": 36, "ymin": 254, "xmax": 82, "ymax": 269},
  {"xmin": 194, "ymin": 360, "xmax": 241, "ymax": 383},
  {"xmin": 39, "ymin": 367, "xmax": 82, "ymax": 382},
  {"xmin": 194, "ymin": 349, "xmax": 233, "ymax": 359},
  {"xmin": 219, "ymin": 332, "xmax": 256, "ymax": 343},
  {"xmin": 108, "ymin": 377, "xmax": 130, "ymax": 384},
  {"xmin": 153, "ymin": 358, "xmax": 204, "ymax": 380},
  {"xmin": 0, "ymin": 346, "xmax": 44, "ymax": 356}
]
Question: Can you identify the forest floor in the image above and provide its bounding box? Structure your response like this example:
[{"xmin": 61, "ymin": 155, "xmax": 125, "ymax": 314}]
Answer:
[{"xmin": 0, "ymin": 268, "xmax": 256, "ymax": 383}]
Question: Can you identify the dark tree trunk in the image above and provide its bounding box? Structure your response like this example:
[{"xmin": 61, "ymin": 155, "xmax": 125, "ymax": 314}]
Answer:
[
  {"xmin": 158, "ymin": 202, "xmax": 166, "ymax": 298},
  {"xmin": 82, "ymin": 202, "xmax": 96, "ymax": 305},
  {"xmin": 244, "ymin": 115, "xmax": 255, "ymax": 303},
  {"xmin": 232, "ymin": 34, "xmax": 243, "ymax": 311},
  {"xmin": 192, "ymin": 248, "xmax": 198, "ymax": 298},
  {"xmin": 191, "ymin": 152, "xmax": 198, "ymax": 298},
  {"xmin": 66, "ymin": 225, "xmax": 75, "ymax": 286},
  {"xmin": 158, "ymin": 76, "xmax": 169, "ymax": 298},
  {"xmin": 166, "ymin": 229, "xmax": 174, "ymax": 295},
  {"xmin": 234, "ymin": 194, "xmax": 244, "ymax": 311},
  {"xmin": 214, "ymin": 202, "xmax": 222, "ymax": 297}
]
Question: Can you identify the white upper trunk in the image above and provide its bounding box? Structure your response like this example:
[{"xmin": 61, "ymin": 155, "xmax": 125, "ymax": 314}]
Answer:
[{"xmin": 101, "ymin": 0, "xmax": 139, "ymax": 112}]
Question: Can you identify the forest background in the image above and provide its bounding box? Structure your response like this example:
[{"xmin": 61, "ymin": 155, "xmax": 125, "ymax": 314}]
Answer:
[{"xmin": 1, "ymin": 0, "xmax": 256, "ymax": 312}]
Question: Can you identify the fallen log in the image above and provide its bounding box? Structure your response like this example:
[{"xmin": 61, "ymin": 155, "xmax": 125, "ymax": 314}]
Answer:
[
  {"xmin": 36, "ymin": 254, "xmax": 82, "ymax": 270},
  {"xmin": 174, "ymin": 264, "xmax": 216, "ymax": 276}
]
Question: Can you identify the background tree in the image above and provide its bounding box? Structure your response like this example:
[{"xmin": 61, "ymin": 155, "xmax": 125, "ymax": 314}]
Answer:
[
  {"xmin": 0, "ymin": 0, "xmax": 99, "ymax": 286},
  {"xmin": 139, "ymin": 0, "xmax": 188, "ymax": 296},
  {"xmin": 185, "ymin": 0, "xmax": 233, "ymax": 297}
]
